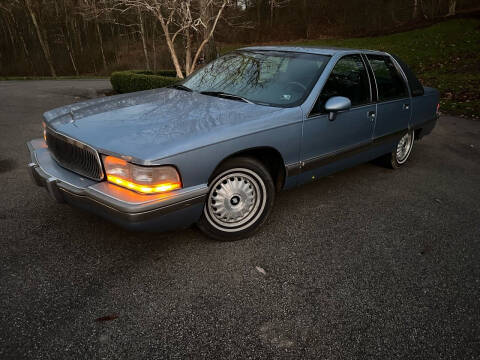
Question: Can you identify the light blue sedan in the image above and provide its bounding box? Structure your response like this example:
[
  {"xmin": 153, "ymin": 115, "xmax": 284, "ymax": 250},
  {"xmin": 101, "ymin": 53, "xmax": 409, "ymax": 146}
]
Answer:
[{"xmin": 27, "ymin": 46, "xmax": 440, "ymax": 240}]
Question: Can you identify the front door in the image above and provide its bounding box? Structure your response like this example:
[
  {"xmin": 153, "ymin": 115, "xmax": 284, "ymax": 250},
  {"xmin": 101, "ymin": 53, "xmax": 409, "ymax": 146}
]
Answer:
[{"xmin": 300, "ymin": 54, "xmax": 375, "ymax": 177}]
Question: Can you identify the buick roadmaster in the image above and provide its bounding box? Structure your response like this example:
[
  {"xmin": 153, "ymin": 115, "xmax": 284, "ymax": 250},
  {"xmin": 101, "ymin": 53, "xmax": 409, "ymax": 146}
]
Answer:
[{"xmin": 27, "ymin": 47, "xmax": 440, "ymax": 240}]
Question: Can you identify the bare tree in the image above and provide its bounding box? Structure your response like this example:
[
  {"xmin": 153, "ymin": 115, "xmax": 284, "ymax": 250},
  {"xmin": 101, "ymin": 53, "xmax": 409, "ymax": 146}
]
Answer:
[
  {"xmin": 268, "ymin": 0, "xmax": 289, "ymax": 27},
  {"xmin": 447, "ymin": 0, "xmax": 457, "ymax": 16},
  {"xmin": 412, "ymin": 0, "xmax": 419, "ymax": 19},
  {"xmin": 102, "ymin": 0, "xmax": 230, "ymax": 78},
  {"xmin": 24, "ymin": 0, "xmax": 57, "ymax": 77},
  {"xmin": 137, "ymin": 6, "xmax": 151, "ymax": 69}
]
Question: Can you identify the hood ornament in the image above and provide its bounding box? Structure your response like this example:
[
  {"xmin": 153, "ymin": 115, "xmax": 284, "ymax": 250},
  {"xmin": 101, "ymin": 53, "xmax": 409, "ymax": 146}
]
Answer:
[{"xmin": 68, "ymin": 109, "xmax": 79, "ymax": 127}]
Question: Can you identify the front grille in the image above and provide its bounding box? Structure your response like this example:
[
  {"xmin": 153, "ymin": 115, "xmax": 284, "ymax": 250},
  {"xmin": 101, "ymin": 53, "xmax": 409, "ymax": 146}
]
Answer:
[{"xmin": 45, "ymin": 128, "xmax": 104, "ymax": 180}]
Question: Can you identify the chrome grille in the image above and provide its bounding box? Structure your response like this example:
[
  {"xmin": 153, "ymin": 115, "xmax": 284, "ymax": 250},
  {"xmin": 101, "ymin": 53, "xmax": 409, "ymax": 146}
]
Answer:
[{"xmin": 45, "ymin": 128, "xmax": 104, "ymax": 180}]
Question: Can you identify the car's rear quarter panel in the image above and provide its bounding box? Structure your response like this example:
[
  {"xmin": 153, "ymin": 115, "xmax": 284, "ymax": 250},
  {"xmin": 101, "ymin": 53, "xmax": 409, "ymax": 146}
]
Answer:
[{"xmin": 411, "ymin": 86, "xmax": 440, "ymax": 129}]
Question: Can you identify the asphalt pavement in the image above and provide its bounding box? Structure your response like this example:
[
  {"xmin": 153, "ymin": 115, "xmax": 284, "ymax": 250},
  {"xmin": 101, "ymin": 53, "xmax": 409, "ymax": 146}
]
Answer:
[{"xmin": 0, "ymin": 80, "xmax": 479, "ymax": 359}]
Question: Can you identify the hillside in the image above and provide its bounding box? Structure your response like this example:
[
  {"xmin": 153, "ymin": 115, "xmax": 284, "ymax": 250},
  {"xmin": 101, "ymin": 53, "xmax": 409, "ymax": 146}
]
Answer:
[{"xmin": 224, "ymin": 19, "xmax": 480, "ymax": 119}]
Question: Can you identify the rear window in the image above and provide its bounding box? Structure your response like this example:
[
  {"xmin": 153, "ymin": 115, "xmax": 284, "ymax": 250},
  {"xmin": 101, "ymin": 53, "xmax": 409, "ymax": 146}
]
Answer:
[{"xmin": 367, "ymin": 55, "xmax": 409, "ymax": 101}]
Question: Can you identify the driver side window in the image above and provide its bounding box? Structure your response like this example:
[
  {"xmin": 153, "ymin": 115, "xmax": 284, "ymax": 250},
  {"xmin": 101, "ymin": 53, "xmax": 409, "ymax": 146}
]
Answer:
[{"xmin": 311, "ymin": 55, "xmax": 371, "ymax": 115}]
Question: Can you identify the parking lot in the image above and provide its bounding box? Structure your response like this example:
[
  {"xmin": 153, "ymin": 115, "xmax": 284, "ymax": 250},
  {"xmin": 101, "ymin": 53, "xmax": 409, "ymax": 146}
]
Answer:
[{"xmin": 0, "ymin": 80, "xmax": 479, "ymax": 359}]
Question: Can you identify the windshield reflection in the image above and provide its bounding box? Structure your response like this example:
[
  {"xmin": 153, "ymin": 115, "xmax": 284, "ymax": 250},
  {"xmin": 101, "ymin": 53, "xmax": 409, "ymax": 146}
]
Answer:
[{"xmin": 182, "ymin": 50, "xmax": 330, "ymax": 107}]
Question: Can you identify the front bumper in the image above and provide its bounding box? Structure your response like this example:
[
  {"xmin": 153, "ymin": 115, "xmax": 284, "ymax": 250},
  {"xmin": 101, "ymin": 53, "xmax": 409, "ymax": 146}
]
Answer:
[{"xmin": 27, "ymin": 139, "xmax": 207, "ymax": 231}]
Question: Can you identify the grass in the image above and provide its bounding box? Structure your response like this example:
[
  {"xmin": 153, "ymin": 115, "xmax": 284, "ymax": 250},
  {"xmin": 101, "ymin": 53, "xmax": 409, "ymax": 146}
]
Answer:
[{"xmin": 223, "ymin": 18, "xmax": 480, "ymax": 119}]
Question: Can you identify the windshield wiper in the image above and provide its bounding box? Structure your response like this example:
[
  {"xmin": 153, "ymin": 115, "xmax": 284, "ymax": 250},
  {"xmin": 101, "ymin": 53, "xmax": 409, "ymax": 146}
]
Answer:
[
  {"xmin": 169, "ymin": 84, "xmax": 193, "ymax": 92},
  {"xmin": 200, "ymin": 91, "xmax": 253, "ymax": 104}
]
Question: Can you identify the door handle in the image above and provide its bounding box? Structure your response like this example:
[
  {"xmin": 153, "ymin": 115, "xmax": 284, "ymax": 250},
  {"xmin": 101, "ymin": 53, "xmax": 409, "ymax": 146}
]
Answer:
[
  {"xmin": 403, "ymin": 104, "xmax": 410, "ymax": 110},
  {"xmin": 367, "ymin": 110, "xmax": 376, "ymax": 122}
]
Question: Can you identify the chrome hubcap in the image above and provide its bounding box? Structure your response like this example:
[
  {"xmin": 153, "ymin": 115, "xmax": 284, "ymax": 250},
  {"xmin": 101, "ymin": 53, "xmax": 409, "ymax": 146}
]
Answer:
[
  {"xmin": 205, "ymin": 169, "xmax": 266, "ymax": 232},
  {"xmin": 396, "ymin": 132, "xmax": 413, "ymax": 164}
]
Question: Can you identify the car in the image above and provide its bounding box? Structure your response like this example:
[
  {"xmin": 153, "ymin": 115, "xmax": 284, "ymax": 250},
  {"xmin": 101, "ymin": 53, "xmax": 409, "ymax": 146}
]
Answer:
[{"xmin": 27, "ymin": 46, "xmax": 440, "ymax": 241}]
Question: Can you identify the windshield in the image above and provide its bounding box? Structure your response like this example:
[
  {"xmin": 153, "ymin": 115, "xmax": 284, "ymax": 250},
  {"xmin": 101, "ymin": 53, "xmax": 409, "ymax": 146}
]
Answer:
[{"xmin": 182, "ymin": 50, "xmax": 330, "ymax": 107}]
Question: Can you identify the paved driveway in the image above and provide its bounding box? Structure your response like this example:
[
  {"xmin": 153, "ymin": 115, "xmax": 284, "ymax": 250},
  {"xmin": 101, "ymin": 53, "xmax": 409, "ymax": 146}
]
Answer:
[{"xmin": 0, "ymin": 80, "xmax": 479, "ymax": 359}]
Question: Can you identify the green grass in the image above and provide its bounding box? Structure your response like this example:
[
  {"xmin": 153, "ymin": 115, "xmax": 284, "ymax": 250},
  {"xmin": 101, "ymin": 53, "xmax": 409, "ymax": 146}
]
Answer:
[{"xmin": 223, "ymin": 19, "xmax": 480, "ymax": 119}]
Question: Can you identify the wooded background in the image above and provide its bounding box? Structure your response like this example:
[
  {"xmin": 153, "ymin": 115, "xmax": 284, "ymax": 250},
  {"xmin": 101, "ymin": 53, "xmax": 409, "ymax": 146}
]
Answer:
[{"xmin": 0, "ymin": 0, "xmax": 477, "ymax": 77}]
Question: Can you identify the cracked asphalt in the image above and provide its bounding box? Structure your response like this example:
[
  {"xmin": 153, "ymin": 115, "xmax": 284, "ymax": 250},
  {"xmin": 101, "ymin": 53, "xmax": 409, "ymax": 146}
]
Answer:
[{"xmin": 0, "ymin": 80, "xmax": 479, "ymax": 359}]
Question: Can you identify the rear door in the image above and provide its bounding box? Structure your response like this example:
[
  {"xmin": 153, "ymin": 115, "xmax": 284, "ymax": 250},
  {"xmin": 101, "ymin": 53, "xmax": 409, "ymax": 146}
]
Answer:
[{"xmin": 365, "ymin": 54, "xmax": 411, "ymax": 139}]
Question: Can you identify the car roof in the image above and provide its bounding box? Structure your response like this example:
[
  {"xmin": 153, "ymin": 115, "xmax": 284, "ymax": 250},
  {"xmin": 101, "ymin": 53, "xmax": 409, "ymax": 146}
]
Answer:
[{"xmin": 239, "ymin": 45, "xmax": 388, "ymax": 57}]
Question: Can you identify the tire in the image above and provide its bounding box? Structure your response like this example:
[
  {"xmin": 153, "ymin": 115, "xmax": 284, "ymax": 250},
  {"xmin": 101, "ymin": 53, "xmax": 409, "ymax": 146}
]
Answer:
[
  {"xmin": 197, "ymin": 157, "xmax": 275, "ymax": 241},
  {"xmin": 381, "ymin": 130, "xmax": 415, "ymax": 169}
]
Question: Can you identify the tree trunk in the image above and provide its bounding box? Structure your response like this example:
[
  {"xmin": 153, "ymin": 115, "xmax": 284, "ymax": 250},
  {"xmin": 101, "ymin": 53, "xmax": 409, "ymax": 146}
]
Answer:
[
  {"xmin": 302, "ymin": 0, "xmax": 310, "ymax": 38},
  {"xmin": 184, "ymin": 29, "xmax": 192, "ymax": 75},
  {"xmin": 96, "ymin": 21, "xmax": 107, "ymax": 69},
  {"xmin": 137, "ymin": 7, "xmax": 150, "ymax": 70},
  {"xmin": 270, "ymin": 0, "xmax": 274, "ymax": 27},
  {"xmin": 447, "ymin": 0, "xmax": 456, "ymax": 16},
  {"xmin": 200, "ymin": 0, "xmax": 217, "ymax": 64},
  {"xmin": 189, "ymin": 1, "xmax": 227, "ymax": 74},
  {"xmin": 419, "ymin": 0, "xmax": 429, "ymax": 20},
  {"xmin": 62, "ymin": 2, "xmax": 79, "ymax": 76},
  {"xmin": 75, "ymin": 18, "xmax": 83, "ymax": 55},
  {"xmin": 412, "ymin": 0, "xmax": 418, "ymax": 19},
  {"xmin": 152, "ymin": 23, "xmax": 157, "ymax": 72},
  {"xmin": 390, "ymin": 0, "xmax": 401, "ymax": 25},
  {"xmin": 3, "ymin": 16, "xmax": 16, "ymax": 53},
  {"xmin": 61, "ymin": 28, "xmax": 79, "ymax": 76},
  {"xmin": 24, "ymin": 0, "xmax": 56, "ymax": 77},
  {"xmin": 14, "ymin": 15, "xmax": 34, "ymax": 73},
  {"xmin": 157, "ymin": 14, "xmax": 184, "ymax": 78},
  {"xmin": 257, "ymin": 0, "xmax": 261, "ymax": 24}
]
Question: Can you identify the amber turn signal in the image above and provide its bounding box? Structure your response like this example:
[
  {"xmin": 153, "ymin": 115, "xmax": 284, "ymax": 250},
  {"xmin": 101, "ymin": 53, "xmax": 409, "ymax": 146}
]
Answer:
[{"xmin": 102, "ymin": 155, "xmax": 182, "ymax": 194}]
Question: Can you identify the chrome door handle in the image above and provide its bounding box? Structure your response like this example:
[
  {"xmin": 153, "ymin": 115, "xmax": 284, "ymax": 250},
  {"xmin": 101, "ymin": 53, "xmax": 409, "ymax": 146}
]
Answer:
[{"xmin": 367, "ymin": 111, "xmax": 376, "ymax": 122}]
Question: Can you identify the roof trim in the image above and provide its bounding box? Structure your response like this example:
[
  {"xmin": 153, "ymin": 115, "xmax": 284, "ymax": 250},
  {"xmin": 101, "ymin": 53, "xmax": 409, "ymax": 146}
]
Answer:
[{"xmin": 238, "ymin": 45, "xmax": 387, "ymax": 57}]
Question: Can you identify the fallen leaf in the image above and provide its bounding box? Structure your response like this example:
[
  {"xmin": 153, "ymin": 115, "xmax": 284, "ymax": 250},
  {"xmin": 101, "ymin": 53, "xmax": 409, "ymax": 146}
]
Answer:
[
  {"xmin": 255, "ymin": 266, "xmax": 267, "ymax": 275},
  {"xmin": 95, "ymin": 314, "xmax": 118, "ymax": 323}
]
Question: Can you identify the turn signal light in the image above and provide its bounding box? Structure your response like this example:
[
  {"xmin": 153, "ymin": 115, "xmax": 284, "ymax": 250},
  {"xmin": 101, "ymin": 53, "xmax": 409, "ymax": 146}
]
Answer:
[
  {"xmin": 106, "ymin": 175, "xmax": 181, "ymax": 194},
  {"xmin": 102, "ymin": 155, "xmax": 182, "ymax": 194}
]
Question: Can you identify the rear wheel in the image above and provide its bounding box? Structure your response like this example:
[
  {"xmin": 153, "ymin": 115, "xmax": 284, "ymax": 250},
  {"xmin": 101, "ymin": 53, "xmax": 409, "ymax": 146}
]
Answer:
[
  {"xmin": 381, "ymin": 130, "xmax": 415, "ymax": 169},
  {"xmin": 197, "ymin": 157, "xmax": 275, "ymax": 241}
]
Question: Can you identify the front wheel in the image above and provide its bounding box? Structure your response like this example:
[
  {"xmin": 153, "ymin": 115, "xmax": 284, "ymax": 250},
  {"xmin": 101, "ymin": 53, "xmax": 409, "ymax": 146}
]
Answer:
[{"xmin": 197, "ymin": 157, "xmax": 275, "ymax": 241}]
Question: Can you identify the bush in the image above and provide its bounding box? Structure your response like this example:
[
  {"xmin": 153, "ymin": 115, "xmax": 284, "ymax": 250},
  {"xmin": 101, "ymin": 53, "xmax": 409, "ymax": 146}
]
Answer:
[{"xmin": 110, "ymin": 70, "xmax": 180, "ymax": 93}]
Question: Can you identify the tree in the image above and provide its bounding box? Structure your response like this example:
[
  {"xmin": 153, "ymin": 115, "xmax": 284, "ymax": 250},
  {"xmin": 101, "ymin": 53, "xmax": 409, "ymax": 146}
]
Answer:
[
  {"xmin": 103, "ymin": 0, "xmax": 230, "ymax": 78},
  {"xmin": 447, "ymin": 0, "xmax": 457, "ymax": 16},
  {"xmin": 137, "ymin": 6, "xmax": 150, "ymax": 70},
  {"xmin": 268, "ymin": 0, "xmax": 289, "ymax": 27},
  {"xmin": 24, "ymin": 0, "xmax": 57, "ymax": 77}
]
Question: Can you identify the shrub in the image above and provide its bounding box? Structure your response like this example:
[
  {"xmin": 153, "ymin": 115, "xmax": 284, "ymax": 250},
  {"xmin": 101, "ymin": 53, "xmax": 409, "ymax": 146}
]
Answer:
[{"xmin": 110, "ymin": 70, "xmax": 180, "ymax": 93}]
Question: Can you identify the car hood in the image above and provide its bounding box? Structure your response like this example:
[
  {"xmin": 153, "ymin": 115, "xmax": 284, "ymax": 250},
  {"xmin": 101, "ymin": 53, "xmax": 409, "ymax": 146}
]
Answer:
[{"xmin": 44, "ymin": 88, "xmax": 286, "ymax": 163}]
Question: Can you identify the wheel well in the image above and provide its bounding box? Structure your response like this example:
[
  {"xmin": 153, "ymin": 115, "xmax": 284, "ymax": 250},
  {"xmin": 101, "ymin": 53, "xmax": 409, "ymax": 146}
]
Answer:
[
  {"xmin": 414, "ymin": 127, "xmax": 423, "ymax": 140},
  {"xmin": 211, "ymin": 147, "xmax": 286, "ymax": 192}
]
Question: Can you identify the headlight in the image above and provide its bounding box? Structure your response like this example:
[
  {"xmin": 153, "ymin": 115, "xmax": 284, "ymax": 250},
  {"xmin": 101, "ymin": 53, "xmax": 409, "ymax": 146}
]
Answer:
[{"xmin": 102, "ymin": 155, "xmax": 182, "ymax": 194}]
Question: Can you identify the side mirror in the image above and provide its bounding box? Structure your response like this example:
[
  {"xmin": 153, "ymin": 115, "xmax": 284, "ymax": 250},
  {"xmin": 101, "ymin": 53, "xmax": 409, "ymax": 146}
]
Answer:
[{"xmin": 325, "ymin": 96, "xmax": 351, "ymax": 121}]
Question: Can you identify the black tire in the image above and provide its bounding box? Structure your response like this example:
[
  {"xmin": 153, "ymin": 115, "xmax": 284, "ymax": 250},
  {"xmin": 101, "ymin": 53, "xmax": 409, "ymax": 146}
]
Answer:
[
  {"xmin": 197, "ymin": 157, "xmax": 275, "ymax": 241},
  {"xmin": 379, "ymin": 130, "xmax": 415, "ymax": 169}
]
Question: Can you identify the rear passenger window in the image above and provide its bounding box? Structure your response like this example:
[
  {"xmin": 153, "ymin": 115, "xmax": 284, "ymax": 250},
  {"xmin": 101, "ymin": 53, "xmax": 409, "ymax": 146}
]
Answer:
[
  {"xmin": 312, "ymin": 54, "xmax": 371, "ymax": 115},
  {"xmin": 367, "ymin": 55, "xmax": 408, "ymax": 101}
]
